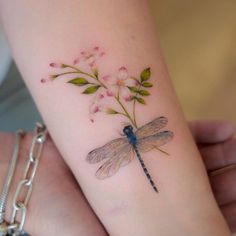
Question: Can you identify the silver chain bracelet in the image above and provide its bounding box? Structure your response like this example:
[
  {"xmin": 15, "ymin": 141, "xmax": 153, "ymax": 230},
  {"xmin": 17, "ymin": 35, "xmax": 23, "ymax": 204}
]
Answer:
[{"xmin": 0, "ymin": 123, "xmax": 47, "ymax": 236}]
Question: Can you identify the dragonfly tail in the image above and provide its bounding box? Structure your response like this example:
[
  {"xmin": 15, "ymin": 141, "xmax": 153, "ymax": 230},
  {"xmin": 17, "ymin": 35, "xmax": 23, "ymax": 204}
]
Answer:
[{"xmin": 134, "ymin": 145, "xmax": 158, "ymax": 193}]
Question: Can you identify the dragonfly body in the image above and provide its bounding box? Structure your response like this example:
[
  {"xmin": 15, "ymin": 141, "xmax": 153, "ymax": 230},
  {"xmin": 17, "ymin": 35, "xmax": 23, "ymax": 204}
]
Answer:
[
  {"xmin": 123, "ymin": 125, "xmax": 137, "ymax": 145},
  {"xmin": 123, "ymin": 125, "xmax": 158, "ymax": 192},
  {"xmin": 87, "ymin": 117, "xmax": 174, "ymax": 193}
]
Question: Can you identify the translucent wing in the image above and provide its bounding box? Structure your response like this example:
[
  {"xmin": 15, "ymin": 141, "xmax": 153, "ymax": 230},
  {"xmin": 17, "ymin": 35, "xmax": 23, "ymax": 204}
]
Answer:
[
  {"xmin": 137, "ymin": 131, "xmax": 174, "ymax": 153},
  {"xmin": 87, "ymin": 138, "xmax": 129, "ymax": 163},
  {"xmin": 95, "ymin": 145, "xmax": 134, "ymax": 179},
  {"xmin": 135, "ymin": 117, "xmax": 168, "ymax": 139}
]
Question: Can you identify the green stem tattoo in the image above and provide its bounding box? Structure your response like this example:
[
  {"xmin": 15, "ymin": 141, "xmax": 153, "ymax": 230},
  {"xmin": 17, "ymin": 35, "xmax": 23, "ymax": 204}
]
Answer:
[
  {"xmin": 63, "ymin": 64, "xmax": 108, "ymax": 89},
  {"xmin": 132, "ymin": 81, "xmax": 142, "ymax": 128},
  {"xmin": 114, "ymin": 95, "xmax": 137, "ymax": 128},
  {"xmin": 42, "ymin": 47, "xmax": 153, "ymax": 128}
]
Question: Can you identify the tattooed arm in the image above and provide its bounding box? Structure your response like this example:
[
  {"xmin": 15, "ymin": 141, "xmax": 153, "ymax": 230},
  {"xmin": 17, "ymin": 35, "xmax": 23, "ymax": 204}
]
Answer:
[{"xmin": 0, "ymin": 1, "xmax": 230, "ymax": 235}]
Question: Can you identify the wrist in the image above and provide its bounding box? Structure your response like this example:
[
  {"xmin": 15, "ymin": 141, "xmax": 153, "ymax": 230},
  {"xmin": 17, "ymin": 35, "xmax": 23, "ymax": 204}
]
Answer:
[{"xmin": 0, "ymin": 132, "xmax": 41, "ymax": 235}]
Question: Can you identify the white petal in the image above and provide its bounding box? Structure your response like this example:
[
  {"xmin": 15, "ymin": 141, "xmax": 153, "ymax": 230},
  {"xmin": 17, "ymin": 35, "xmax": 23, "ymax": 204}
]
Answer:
[
  {"xmin": 120, "ymin": 87, "xmax": 132, "ymax": 101},
  {"xmin": 107, "ymin": 86, "xmax": 118, "ymax": 97},
  {"xmin": 102, "ymin": 75, "xmax": 117, "ymax": 85},
  {"xmin": 125, "ymin": 78, "xmax": 138, "ymax": 87}
]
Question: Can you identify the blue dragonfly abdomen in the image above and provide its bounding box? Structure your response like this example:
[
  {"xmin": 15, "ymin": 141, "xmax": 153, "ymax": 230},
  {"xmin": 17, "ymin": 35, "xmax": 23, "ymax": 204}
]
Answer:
[{"xmin": 123, "ymin": 125, "xmax": 158, "ymax": 192}]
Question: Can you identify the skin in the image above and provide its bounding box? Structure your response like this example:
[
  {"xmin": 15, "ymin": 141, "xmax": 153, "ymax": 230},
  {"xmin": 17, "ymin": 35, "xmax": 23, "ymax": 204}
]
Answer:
[
  {"xmin": 0, "ymin": 120, "xmax": 235, "ymax": 235},
  {"xmin": 0, "ymin": 1, "xmax": 232, "ymax": 234}
]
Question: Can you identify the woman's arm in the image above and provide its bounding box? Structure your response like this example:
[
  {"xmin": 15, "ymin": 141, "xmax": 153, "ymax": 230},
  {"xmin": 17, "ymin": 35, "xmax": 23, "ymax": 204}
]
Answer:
[{"xmin": 0, "ymin": 0, "xmax": 230, "ymax": 235}]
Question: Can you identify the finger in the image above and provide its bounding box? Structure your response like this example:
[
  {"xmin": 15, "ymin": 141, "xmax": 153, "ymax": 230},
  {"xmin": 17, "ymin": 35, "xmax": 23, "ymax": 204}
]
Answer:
[
  {"xmin": 221, "ymin": 202, "xmax": 236, "ymax": 233},
  {"xmin": 209, "ymin": 167, "xmax": 236, "ymax": 206},
  {"xmin": 189, "ymin": 120, "xmax": 235, "ymax": 144},
  {"xmin": 200, "ymin": 138, "xmax": 236, "ymax": 171}
]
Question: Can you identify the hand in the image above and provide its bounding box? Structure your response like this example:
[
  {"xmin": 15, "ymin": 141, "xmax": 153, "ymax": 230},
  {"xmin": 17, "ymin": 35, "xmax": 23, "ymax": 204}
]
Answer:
[
  {"xmin": 190, "ymin": 120, "xmax": 236, "ymax": 232},
  {"xmin": 0, "ymin": 133, "xmax": 107, "ymax": 236}
]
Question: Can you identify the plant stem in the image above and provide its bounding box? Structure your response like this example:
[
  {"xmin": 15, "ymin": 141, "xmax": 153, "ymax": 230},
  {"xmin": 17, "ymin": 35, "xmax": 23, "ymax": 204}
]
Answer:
[
  {"xmin": 132, "ymin": 99, "xmax": 137, "ymax": 127},
  {"xmin": 51, "ymin": 71, "xmax": 79, "ymax": 79},
  {"xmin": 64, "ymin": 64, "xmax": 96, "ymax": 78},
  {"xmin": 63, "ymin": 64, "xmax": 107, "ymax": 89},
  {"xmin": 117, "ymin": 112, "xmax": 127, "ymax": 117},
  {"xmin": 114, "ymin": 96, "xmax": 137, "ymax": 128},
  {"xmin": 132, "ymin": 83, "xmax": 141, "ymax": 128}
]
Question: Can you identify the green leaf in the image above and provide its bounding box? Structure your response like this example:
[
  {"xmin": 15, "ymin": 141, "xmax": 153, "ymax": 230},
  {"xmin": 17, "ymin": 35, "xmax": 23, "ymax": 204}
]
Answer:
[
  {"xmin": 138, "ymin": 90, "xmax": 150, "ymax": 96},
  {"xmin": 128, "ymin": 86, "xmax": 139, "ymax": 93},
  {"xmin": 141, "ymin": 82, "xmax": 153, "ymax": 88},
  {"xmin": 82, "ymin": 85, "xmax": 100, "ymax": 94},
  {"xmin": 68, "ymin": 78, "xmax": 89, "ymax": 86},
  {"xmin": 140, "ymin": 68, "xmax": 151, "ymax": 82},
  {"xmin": 134, "ymin": 96, "xmax": 146, "ymax": 104},
  {"xmin": 106, "ymin": 108, "xmax": 119, "ymax": 114}
]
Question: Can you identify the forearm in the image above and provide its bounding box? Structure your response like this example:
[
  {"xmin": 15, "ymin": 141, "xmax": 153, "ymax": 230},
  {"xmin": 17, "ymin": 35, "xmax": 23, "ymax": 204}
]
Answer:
[{"xmin": 0, "ymin": 0, "xmax": 230, "ymax": 235}]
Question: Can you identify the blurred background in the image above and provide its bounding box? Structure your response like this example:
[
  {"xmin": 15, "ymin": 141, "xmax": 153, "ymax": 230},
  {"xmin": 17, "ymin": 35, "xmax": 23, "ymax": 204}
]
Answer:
[
  {"xmin": 152, "ymin": 0, "xmax": 236, "ymax": 125},
  {"xmin": 0, "ymin": 0, "xmax": 235, "ymax": 131}
]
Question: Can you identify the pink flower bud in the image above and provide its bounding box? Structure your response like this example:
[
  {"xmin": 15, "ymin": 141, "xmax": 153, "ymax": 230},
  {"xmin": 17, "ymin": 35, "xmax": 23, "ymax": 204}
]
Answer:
[
  {"xmin": 89, "ymin": 62, "xmax": 96, "ymax": 68},
  {"xmin": 73, "ymin": 58, "xmax": 80, "ymax": 65},
  {"xmin": 40, "ymin": 77, "xmax": 51, "ymax": 83},
  {"xmin": 124, "ymin": 95, "xmax": 133, "ymax": 102},
  {"xmin": 93, "ymin": 46, "xmax": 99, "ymax": 51},
  {"xmin": 98, "ymin": 93, "xmax": 105, "ymax": 99},
  {"xmin": 102, "ymin": 75, "xmax": 111, "ymax": 82},
  {"xmin": 100, "ymin": 52, "xmax": 105, "ymax": 57},
  {"xmin": 106, "ymin": 90, "xmax": 115, "ymax": 97},
  {"xmin": 93, "ymin": 106, "xmax": 100, "ymax": 113},
  {"xmin": 118, "ymin": 66, "xmax": 128, "ymax": 80},
  {"xmin": 40, "ymin": 78, "xmax": 46, "ymax": 83},
  {"xmin": 49, "ymin": 62, "xmax": 61, "ymax": 68}
]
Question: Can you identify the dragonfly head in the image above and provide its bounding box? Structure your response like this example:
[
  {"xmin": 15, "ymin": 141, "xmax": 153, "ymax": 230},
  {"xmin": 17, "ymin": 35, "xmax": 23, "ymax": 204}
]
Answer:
[{"xmin": 123, "ymin": 125, "xmax": 133, "ymax": 136}]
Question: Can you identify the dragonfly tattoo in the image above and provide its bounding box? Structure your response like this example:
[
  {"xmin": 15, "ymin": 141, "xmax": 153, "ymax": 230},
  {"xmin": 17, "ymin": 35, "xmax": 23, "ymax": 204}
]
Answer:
[{"xmin": 87, "ymin": 116, "xmax": 174, "ymax": 192}]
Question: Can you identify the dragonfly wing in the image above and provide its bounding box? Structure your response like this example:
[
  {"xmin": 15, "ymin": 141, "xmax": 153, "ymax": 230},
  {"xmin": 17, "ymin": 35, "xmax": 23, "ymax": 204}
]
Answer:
[
  {"xmin": 135, "ymin": 116, "xmax": 168, "ymax": 139},
  {"xmin": 137, "ymin": 131, "xmax": 174, "ymax": 153},
  {"xmin": 95, "ymin": 144, "xmax": 134, "ymax": 179},
  {"xmin": 87, "ymin": 138, "xmax": 129, "ymax": 163}
]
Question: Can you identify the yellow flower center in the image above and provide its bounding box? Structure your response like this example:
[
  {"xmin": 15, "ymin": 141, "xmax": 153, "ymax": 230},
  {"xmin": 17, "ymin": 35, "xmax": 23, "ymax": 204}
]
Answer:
[{"xmin": 117, "ymin": 79, "xmax": 125, "ymax": 87}]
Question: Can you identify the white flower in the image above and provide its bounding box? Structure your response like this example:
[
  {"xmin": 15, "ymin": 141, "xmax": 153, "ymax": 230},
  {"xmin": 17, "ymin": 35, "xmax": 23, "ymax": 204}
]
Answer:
[{"xmin": 102, "ymin": 67, "xmax": 137, "ymax": 101}]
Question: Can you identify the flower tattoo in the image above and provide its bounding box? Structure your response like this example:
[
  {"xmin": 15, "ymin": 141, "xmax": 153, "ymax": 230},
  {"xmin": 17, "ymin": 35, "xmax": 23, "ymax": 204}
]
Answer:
[
  {"xmin": 42, "ymin": 46, "xmax": 173, "ymax": 193},
  {"xmin": 41, "ymin": 46, "xmax": 153, "ymax": 127}
]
